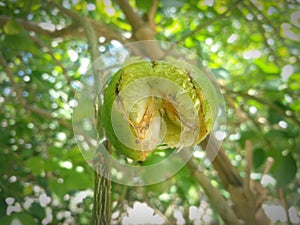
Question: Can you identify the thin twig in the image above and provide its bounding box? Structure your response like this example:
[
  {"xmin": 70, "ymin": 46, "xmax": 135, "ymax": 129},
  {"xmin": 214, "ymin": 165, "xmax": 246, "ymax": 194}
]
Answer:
[
  {"xmin": 223, "ymin": 86, "xmax": 300, "ymax": 127},
  {"xmin": 148, "ymin": 0, "xmax": 158, "ymax": 32},
  {"xmin": 164, "ymin": 197, "xmax": 177, "ymax": 219},
  {"xmin": 25, "ymin": 104, "xmax": 73, "ymax": 130},
  {"xmin": 278, "ymin": 188, "xmax": 291, "ymax": 225},
  {"xmin": 245, "ymin": 140, "xmax": 252, "ymax": 193},
  {"xmin": 136, "ymin": 187, "xmax": 175, "ymax": 224},
  {"xmin": 262, "ymin": 157, "xmax": 274, "ymax": 176}
]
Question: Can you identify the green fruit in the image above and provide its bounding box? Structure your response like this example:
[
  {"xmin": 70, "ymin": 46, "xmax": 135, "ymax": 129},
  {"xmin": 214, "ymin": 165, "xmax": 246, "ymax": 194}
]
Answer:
[{"xmin": 102, "ymin": 60, "xmax": 217, "ymax": 161}]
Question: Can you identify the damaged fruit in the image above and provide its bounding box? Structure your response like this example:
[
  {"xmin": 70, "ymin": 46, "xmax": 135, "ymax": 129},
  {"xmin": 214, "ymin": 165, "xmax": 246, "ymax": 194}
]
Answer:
[{"xmin": 102, "ymin": 60, "xmax": 217, "ymax": 161}]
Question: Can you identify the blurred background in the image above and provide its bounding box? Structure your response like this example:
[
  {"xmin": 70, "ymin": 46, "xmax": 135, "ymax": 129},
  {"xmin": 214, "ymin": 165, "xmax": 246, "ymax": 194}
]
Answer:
[{"xmin": 0, "ymin": 0, "xmax": 299, "ymax": 224}]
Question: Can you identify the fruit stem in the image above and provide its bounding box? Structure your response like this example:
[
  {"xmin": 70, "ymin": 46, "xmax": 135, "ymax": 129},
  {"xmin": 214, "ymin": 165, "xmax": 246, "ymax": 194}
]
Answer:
[{"xmin": 92, "ymin": 141, "xmax": 112, "ymax": 225}]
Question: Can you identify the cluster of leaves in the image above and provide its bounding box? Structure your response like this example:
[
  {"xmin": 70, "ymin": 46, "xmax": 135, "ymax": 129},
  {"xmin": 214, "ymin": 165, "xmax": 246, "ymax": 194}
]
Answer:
[{"xmin": 0, "ymin": 0, "xmax": 299, "ymax": 224}]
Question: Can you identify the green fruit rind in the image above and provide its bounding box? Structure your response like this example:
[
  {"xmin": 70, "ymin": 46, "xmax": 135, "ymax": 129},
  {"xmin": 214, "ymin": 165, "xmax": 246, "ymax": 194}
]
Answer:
[{"xmin": 102, "ymin": 60, "xmax": 218, "ymax": 161}]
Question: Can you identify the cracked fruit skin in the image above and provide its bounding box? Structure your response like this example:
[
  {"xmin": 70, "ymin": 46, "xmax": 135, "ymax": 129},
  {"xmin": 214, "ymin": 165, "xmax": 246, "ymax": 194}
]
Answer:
[{"xmin": 102, "ymin": 61, "xmax": 218, "ymax": 161}]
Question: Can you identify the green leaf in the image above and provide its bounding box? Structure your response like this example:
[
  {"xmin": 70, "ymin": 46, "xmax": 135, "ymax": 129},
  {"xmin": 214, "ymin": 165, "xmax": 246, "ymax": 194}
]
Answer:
[
  {"xmin": 288, "ymin": 73, "xmax": 300, "ymax": 90},
  {"xmin": 254, "ymin": 58, "xmax": 279, "ymax": 74},
  {"xmin": 25, "ymin": 157, "xmax": 45, "ymax": 176},
  {"xmin": 145, "ymin": 178, "xmax": 172, "ymax": 193},
  {"xmin": 29, "ymin": 202, "xmax": 46, "ymax": 220},
  {"xmin": 48, "ymin": 170, "xmax": 92, "ymax": 199},
  {"xmin": 63, "ymin": 170, "xmax": 91, "ymax": 190},
  {"xmin": 140, "ymin": 149, "xmax": 174, "ymax": 166},
  {"xmin": 176, "ymin": 166, "xmax": 197, "ymax": 201},
  {"xmin": 48, "ymin": 179, "xmax": 66, "ymax": 199},
  {"xmin": 0, "ymin": 216, "xmax": 11, "ymax": 225},
  {"xmin": 265, "ymin": 130, "xmax": 289, "ymax": 150},
  {"xmin": 2, "ymin": 33, "xmax": 36, "ymax": 53},
  {"xmin": 267, "ymin": 109, "xmax": 283, "ymax": 124},
  {"xmin": 185, "ymin": 37, "xmax": 195, "ymax": 48},
  {"xmin": 1, "ymin": 32, "xmax": 37, "ymax": 56},
  {"xmin": 0, "ymin": 127, "xmax": 10, "ymax": 146},
  {"xmin": 0, "ymin": 198, "xmax": 6, "ymax": 218},
  {"xmin": 31, "ymin": 3, "xmax": 42, "ymax": 11},
  {"xmin": 135, "ymin": 0, "xmax": 154, "ymax": 12},
  {"xmin": 249, "ymin": 33, "xmax": 263, "ymax": 42},
  {"xmin": 272, "ymin": 153, "xmax": 297, "ymax": 187},
  {"xmin": 23, "ymin": 184, "xmax": 33, "ymax": 195},
  {"xmin": 253, "ymin": 148, "xmax": 266, "ymax": 169},
  {"xmin": 4, "ymin": 20, "xmax": 22, "ymax": 35},
  {"xmin": 0, "ymin": 213, "xmax": 37, "ymax": 225}
]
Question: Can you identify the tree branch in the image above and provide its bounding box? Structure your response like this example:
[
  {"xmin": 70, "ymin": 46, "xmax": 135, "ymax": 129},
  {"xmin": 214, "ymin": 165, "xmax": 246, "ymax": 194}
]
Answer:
[
  {"xmin": 115, "ymin": 0, "xmax": 156, "ymax": 40},
  {"xmin": 201, "ymin": 136, "xmax": 243, "ymax": 188},
  {"xmin": 115, "ymin": 0, "xmax": 144, "ymax": 31},
  {"xmin": 0, "ymin": 14, "xmax": 124, "ymax": 43},
  {"xmin": 185, "ymin": 155, "xmax": 242, "ymax": 225},
  {"xmin": 148, "ymin": 0, "xmax": 158, "ymax": 32},
  {"xmin": 201, "ymin": 136, "xmax": 271, "ymax": 225},
  {"xmin": 47, "ymin": 0, "xmax": 125, "ymax": 44},
  {"xmin": 115, "ymin": 0, "xmax": 164, "ymax": 59},
  {"xmin": 80, "ymin": 17, "xmax": 100, "ymax": 61},
  {"xmin": 0, "ymin": 15, "xmax": 83, "ymax": 38},
  {"xmin": 25, "ymin": 104, "xmax": 73, "ymax": 130},
  {"xmin": 223, "ymin": 86, "xmax": 300, "ymax": 127}
]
